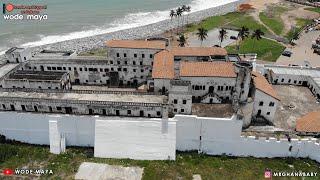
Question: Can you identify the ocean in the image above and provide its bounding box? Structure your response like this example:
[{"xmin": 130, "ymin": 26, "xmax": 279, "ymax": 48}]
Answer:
[{"xmin": 0, "ymin": 0, "xmax": 238, "ymax": 54}]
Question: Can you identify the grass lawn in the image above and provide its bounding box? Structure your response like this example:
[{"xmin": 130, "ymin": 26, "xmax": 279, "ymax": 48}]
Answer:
[
  {"xmin": 285, "ymin": 18, "xmax": 313, "ymax": 41},
  {"xmin": 305, "ymin": 7, "xmax": 320, "ymax": 13},
  {"xmin": 1, "ymin": 143, "xmax": 320, "ymax": 179},
  {"xmin": 259, "ymin": 12, "xmax": 284, "ymax": 35},
  {"xmin": 78, "ymin": 48, "xmax": 107, "ymax": 56},
  {"xmin": 226, "ymin": 38, "xmax": 285, "ymax": 62},
  {"xmin": 258, "ymin": 6, "xmax": 288, "ymax": 35},
  {"xmin": 186, "ymin": 12, "xmax": 269, "ymax": 35}
]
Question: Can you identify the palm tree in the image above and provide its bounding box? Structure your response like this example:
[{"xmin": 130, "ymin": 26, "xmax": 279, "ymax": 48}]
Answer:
[
  {"xmin": 169, "ymin": 10, "xmax": 176, "ymax": 38},
  {"xmin": 196, "ymin": 27, "xmax": 208, "ymax": 46},
  {"xmin": 186, "ymin": 6, "xmax": 191, "ymax": 25},
  {"xmin": 176, "ymin": 7, "xmax": 183, "ymax": 34},
  {"xmin": 251, "ymin": 29, "xmax": 264, "ymax": 51},
  {"xmin": 218, "ymin": 28, "xmax": 228, "ymax": 47},
  {"xmin": 237, "ymin": 26, "xmax": 249, "ymax": 53},
  {"xmin": 177, "ymin": 33, "xmax": 187, "ymax": 47},
  {"xmin": 181, "ymin": 5, "xmax": 187, "ymax": 31}
]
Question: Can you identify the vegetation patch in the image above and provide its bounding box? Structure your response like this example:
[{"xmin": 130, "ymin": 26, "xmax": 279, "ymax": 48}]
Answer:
[
  {"xmin": 258, "ymin": 6, "xmax": 288, "ymax": 35},
  {"xmin": 226, "ymin": 38, "xmax": 285, "ymax": 62},
  {"xmin": 1, "ymin": 143, "xmax": 319, "ymax": 179},
  {"xmin": 285, "ymin": 18, "xmax": 313, "ymax": 41},
  {"xmin": 186, "ymin": 12, "xmax": 269, "ymax": 35},
  {"xmin": 305, "ymin": 7, "xmax": 320, "ymax": 13},
  {"xmin": 78, "ymin": 48, "xmax": 107, "ymax": 56}
]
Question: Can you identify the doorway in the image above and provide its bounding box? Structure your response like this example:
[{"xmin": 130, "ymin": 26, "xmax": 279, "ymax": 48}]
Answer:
[
  {"xmin": 65, "ymin": 107, "xmax": 72, "ymax": 114},
  {"xmin": 209, "ymin": 86, "xmax": 214, "ymax": 93}
]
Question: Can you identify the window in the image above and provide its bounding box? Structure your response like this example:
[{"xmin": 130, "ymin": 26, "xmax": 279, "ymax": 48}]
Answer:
[
  {"xmin": 116, "ymin": 53, "xmax": 120, "ymax": 57},
  {"xmin": 85, "ymin": 67, "xmax": 88, "ymax": 71},
  {"xmin": 127, "ymin": 110, "xmax": 131, "ymax": 115},
  {"xmin": 150, "ymin": 54, "xmax": 153, "ymax": 58},
  {"xmin": 63, "ymin": 67, "xmax": 66, "ymax": 70},
  {"xmin": 2, "ymin": 104, "xmax": 6, "ymax": 109},
  {"xmin": 47, "ymin": 67, "xmax": 51, "ymax": 70},
  {"xmin": 134, "ymin": 54, "xmax": 137, "ymax": 58},
  {"xmin": 269, "ymin": 102, "xmax": 275, "ymax": 107},
  {"xmin": 24, "ymin": 57, "xmax": 26, "ymax": 60},
  {"xmin": 183, "ymin": 100, "xmax": 187, "ymax": 104},
  {"xmin": 281, "ymin": 79, "xmax": 284, "ymax": 82},
  {"xmin": 195, "ymin": 86, "xmax": 199, "ymax": 90},
  {"xmin": 192, "ymin": 85, "xmax": 195, "ymax": 90},
  {"xmin": 100, "ymin": 68, "xmax": 103, "ymax": 72},
  {"xmin": 124, "ymin": 53, "xmax": 127, "ymax": 57},
  {"xmin": 57, "ymin": 67, "xmax": 62, "ymax": 70},
  {"xmin": 79, "ymin": 68, "xmax": 82, "ymax": 71},
  {"xmin": 125, "ymin": 61, "xmax": 128, "ymax": 65},
  {"xmin": 69, "ymin": 67, "xmax": 71, "ymax": 71},
  {"xmin": 267, "ymin": 112, "xmax": 270, "ymax": 115},
  {"xmin": 288, "ymin": 79, "xmax": 291, "ymax": 83},
  {"xmin": 174, "ymin": 109, "xmax": 177, "ymax": 112},
  {"xmin": 52, "ymin": 67, "xmax": 56, "ymax": 70},
  {"xmin": 118, "ymin": 68, "xmax": 121, "ymax": 71},
  {"xmin": 110, "ymin": 61, "xmax": 113, "ymax": 64},
  {"xmin": 181, "ymin": 109, "xmax": 185, "ymax": 113},
  {"xmin": 141, "ymin": 69, "xmax": 144, "ymax": 73},
  {"xmin": 73, "ymin": 67, "xmax": 76, "ymax": 71},
  {"xmin": 174, "ymin": 99, "xmax": 178, "ymax": 104},
  {"xmin": 157, "ymin": 111, "xmax": 161, "ymax": 116},
  {"xmin": 49, "ymin": 106, "xmax": 53, "ymax": 112},
  {"xmin": 142, "ymin": 54, "xmax": 145, "ymax": 58},
  {"xmin": 117, "ymin": 61, "xmax": 120, "ymax": 65},
  {"xmin": 294, "ymin": 80, "xmax": 297, "ymax": 84},
  {"xmin": 133, "ymin": 69, "xmax": 136, "ymax": 72},
  {"xmin": 259, "ymin": 101, "xmax": 264, "ymax": 106},
  {"xmin": 123, "ymin": 68, "xmax": 127, "ymax": 72},
  {"xmin": 133, "ymin": 61, "xmax": 136, "ymax": 65},
  {"xmin": 57, "ymin": 107, "xmax": 62, "ymax": 111},
  {"xmin": 140, "ymin": 61, "xmax": 143, "ymax": 66}
]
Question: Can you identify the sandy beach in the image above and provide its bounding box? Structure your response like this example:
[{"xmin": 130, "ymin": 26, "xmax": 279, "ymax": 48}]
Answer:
[{"xmin": 0, "ymin": 0, "xmax": 247, "ymax": 61}]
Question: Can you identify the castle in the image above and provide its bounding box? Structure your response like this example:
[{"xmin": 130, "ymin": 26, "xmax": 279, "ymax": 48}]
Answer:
[{"xmin": 0, "ymin": 39, "xmax": 280, "ymax": 127}]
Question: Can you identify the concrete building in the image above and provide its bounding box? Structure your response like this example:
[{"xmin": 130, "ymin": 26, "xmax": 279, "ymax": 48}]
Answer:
[
  {"xmin": 1, "ymin": 70, "xmax": 71, "ymax": 90},
  {"xmin": 0, "ymin": 89, "xmax": 168, "ymax": 118},
  {"xmin": 251, "ymin": 72, "xmax": 280, "ymax": 124},
  {"xmin": 5, "ymin": 47, "xmax": 32, "ymax": 63}
]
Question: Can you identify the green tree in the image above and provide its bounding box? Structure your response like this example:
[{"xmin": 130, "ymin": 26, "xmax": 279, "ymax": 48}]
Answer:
[
  {"xmin": 218, "ymin": 28, "xmax": 228, "ymax": 47},
  {"xmin": 196, "ymin": 27, "xmax": 208, "ymax": 46},
  {"xmin": 177, "ymin": 33, "xmax": 187, "ymax": 47},
  {"xmin": 251, "ymin": 29, "xmax": 265, "ymax": 52},
  {"xmin": 237, "ymin": 26, "xmax": 250, "ymax": 53}
]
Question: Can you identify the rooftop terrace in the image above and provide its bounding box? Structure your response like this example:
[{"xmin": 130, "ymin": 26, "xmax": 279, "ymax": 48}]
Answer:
[
  {"xmin": 0, "ymin": 64, "xmax": 20, "ymax": 79},
  {"xmin": 7, "ymin": 70, "xmax": 67, "ymax": 81},
  {"xmin": 0, "ymin": 90, "xmax": 167, "ymax": 105}
]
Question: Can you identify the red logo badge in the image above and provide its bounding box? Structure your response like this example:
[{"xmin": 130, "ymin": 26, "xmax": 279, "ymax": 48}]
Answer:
[
  {"xmin": 5, "ymin": 3, "xmax": 14, "ymax": 12},
  {"xmin": 3, "ymin": 168, "xmax": 14, "ymax": 175}
]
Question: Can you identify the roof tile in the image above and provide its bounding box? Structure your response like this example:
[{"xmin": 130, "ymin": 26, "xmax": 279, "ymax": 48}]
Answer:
[
  {"xmin": 296, "ymin": 111, "xmax": 320, "ymax": 133},
  {"xmin": 106, "ymin": 40, "xmax": 166, "ymax": 49},
  {"xmin": 152, "ymin": 50, "xmax": 174, "ymax": 79},
  {"xmin": 252, "ymin": 72, "xmax": 280, "ymax": 100}
]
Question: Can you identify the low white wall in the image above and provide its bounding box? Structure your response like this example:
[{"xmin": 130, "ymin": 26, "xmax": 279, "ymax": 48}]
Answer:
[
  {"xmin": 0, "ymin": 111, "xmax": 319, "ymax": 162},
  {"xmin": 94, "ymin": 119, "xmax": 176, "ymax": 160},
  {"xmin": 0, "ymin": 111, "xmax": 95, "ymax": 146}
]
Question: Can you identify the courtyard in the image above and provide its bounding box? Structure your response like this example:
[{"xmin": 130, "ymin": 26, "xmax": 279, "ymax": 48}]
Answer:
[{"xmin": 273, "ymin": 85, "xmax": 320, "ymax": 131}]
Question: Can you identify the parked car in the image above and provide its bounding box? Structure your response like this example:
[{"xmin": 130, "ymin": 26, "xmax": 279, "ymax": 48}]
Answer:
[
  {"xmin": 282, "ymin": 51, "xmax": 292, "ymax": 57},
  {"xmin": 230, "ymin": 36, "xmax": 237, "ymax": 40},
  {"xmin": 314, "ymin": 48, "xmax": 320, "ymax": 55}
]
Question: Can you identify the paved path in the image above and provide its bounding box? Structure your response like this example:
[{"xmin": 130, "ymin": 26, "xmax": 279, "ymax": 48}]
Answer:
[
  {"xmin": 75, "ymin": 162, "xmax": 144, "ymax": 180},
  {"xmin": 276, "ymin": 31, "xmax": 320, "ymax": 66}
]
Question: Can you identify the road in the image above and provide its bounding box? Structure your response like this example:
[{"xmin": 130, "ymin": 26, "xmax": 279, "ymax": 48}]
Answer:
[{"xmin": 276, "ymin": 30, "xmax": 320, "ymax": 66}]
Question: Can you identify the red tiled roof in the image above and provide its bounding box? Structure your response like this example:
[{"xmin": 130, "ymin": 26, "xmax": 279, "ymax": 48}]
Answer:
[
  {"xmin": 106, "ymin": 40, "xmax": 166, "ymax": 49},
  {"xmin": 171, "ymin": 47, "xmax": 227, "ymax": 56},
  {"xmin": 252, "ymin": 72, "xmax": 280, "ymax": 101},
  {"xmin": 152, "ymin": 50, "xmax": 174, "ymax": 79},
  {"xmin": 180, "ymin": 61, "xmax": 236, "ymax": 78},
  {"xmin": 296, "ymin": 111, "xmax": 320, "ymax": 133}
]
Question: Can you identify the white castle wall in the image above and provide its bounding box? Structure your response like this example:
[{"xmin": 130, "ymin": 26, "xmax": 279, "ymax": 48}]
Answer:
[
  {"xmin": 94, "ymin": 119, "xmax": 176, "ymax": 160},
  {"xmin": 0, "ymin": 111, "xmax": 319, "ymax": 162}
]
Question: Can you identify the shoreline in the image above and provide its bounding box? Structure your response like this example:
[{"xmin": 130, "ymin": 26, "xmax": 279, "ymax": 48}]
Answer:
[{"xmin": 0, "ymin": 0, "xmax": 246, "ymax": 60}]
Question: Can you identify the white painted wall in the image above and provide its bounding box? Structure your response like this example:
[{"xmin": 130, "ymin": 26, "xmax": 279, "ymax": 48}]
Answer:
[
  {"xmin": 94, "ymin": 118, "xmax": 176, "ymax": 160},
  {"xmin": 252, "ymin": 90, "xmax": 278, "ymax": 123},
  {"xmin": 0, "ymin": 111, "xmax": 319, "ymax": 162}
]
